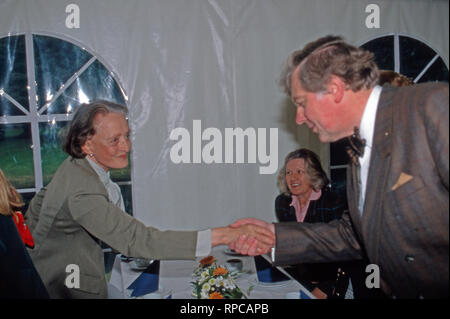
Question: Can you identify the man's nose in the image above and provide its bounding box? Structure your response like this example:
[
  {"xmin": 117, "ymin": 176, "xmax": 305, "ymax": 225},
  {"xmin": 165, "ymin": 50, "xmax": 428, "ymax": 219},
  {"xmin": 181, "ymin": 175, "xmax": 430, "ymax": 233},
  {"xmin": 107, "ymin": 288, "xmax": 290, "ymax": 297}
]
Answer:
[{"xmin": 296, "ymin": 107, "xmax": 307, "ymax": 125}]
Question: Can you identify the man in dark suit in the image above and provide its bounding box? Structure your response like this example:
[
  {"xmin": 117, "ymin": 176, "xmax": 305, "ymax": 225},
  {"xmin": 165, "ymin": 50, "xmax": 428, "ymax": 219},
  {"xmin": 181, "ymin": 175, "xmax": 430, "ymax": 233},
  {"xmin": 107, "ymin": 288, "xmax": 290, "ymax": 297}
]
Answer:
[{"xmin": 231, "ymin": 35, "xmax": 448, "ymax": 299}]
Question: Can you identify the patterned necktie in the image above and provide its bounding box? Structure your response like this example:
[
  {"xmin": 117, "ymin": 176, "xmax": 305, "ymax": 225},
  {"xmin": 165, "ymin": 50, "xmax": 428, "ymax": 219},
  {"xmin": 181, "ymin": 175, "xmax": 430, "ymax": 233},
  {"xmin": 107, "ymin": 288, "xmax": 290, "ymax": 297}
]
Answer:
[
  {"xmin": 345, "ymin": 126, "xmax": 367, "ymax": 215},
  {"xmin": 346, "ymin": 126, "xmax": 366, "ymax": 166}
]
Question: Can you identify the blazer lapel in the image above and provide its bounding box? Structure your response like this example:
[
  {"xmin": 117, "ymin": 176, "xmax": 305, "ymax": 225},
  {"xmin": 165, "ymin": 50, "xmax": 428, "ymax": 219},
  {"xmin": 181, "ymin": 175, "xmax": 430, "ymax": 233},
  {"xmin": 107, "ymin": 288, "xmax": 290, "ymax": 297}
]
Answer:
[{"xmin": 32, "ymin": 156, "xmax": 101, "ymax": 252}]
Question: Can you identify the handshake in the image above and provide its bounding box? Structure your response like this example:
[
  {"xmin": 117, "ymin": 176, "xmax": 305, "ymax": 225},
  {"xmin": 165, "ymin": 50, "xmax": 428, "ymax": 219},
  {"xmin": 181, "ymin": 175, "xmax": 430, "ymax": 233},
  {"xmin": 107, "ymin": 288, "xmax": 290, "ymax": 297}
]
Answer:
[{"xmin": 212, "ymin": 218, "xmax": 275, "ymax": 256}]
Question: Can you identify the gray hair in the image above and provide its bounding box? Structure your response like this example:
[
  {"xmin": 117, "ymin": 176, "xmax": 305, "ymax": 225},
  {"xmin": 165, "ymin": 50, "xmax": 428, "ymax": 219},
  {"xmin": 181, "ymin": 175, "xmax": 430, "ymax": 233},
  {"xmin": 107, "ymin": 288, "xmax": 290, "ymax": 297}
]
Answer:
[
  {"xmin": 279, "ymin": 35, "xmax": 379, "ymax": 96},
  {"xmin": 62, "ymin": 100, "xmax": 128, "ymax": 158},
  {"xmin": 277, "ymin": 148, "xmax": 330, "ymax": 195}
]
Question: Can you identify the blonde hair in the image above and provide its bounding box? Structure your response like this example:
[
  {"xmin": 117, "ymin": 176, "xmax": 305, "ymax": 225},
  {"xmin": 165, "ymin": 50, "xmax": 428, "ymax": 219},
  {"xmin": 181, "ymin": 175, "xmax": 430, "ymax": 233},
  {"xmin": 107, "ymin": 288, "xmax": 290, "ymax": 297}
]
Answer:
[
  {"xmin": 0, "ymin": 169, "xmax": 23, "ymax": 216},
  {"xmin": 277, "ymin": 148, "xmax": 330, "ymax": 195}
]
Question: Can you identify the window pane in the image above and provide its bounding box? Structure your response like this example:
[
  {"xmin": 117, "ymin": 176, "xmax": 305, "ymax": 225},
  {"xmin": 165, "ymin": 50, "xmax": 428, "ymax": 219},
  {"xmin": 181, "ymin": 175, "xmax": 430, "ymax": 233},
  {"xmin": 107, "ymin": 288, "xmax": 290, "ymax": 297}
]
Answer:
[
  {"xmin": 0, "ymin": 97, "xmax": 25, "ymax": 116},
  {"xmin": 361, "ymin": 36, "xmax": 394, "ymax": 70},
  {"xmin": 399, "ymin": 36, "xmax": 439, "ymax": 80},
  {"xmin": 0, "ymin": 35, "xmax": 28, "ymax": 115},
  {"xmin": 33, "ymin": 35, "xmax": 92, "ymax": 110},
  {"xmin": 330, "ymin": 138, "xmax": 351, "ymax": 166},
  {"xmin": 39, "ymin": 121, "xmax": 70, "ymax": 185},
  {"xmin": 417, "ymin": 57, "xmax": 449, "ymax": 83},
  {"xmin": 19, "ymin": 191, "xmax": 36, "ymax": 215},
  {"xmin": 43, "ymin": 59, "xmax": 126, "ymax": 115},
  {"xmin": 111, "ymin": 152, "xmax": 131, "ymax": 182},
  {"xmin": 330, "ymin": 167, "xmax": 348, "ymax": 204},
  {"xmin": 0, "ymin": 123, "xmax": 34, "ymax": 188},
  {"xmin": 1, "ymin": 33, "xmax": 131, "ymax": 204},
  {"xmin": 118, "ymin": 183, "xmax": 133, "ymax": 216}
]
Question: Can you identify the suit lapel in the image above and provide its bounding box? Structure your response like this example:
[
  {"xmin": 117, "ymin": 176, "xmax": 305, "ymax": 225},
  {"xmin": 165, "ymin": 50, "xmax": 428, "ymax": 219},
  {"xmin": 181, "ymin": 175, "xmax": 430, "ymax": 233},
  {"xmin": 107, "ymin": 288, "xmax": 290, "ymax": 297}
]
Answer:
[
  {"xmin": 345, "ymin": 86, "xmax": 397, "ymax": 246},
  {"xmin": 360, "ymin": 85, "xmax": 395, "ymax": 248},
  {"xmin": 346, "ymin": 162, "xmax": 363, "ymax": 237}
]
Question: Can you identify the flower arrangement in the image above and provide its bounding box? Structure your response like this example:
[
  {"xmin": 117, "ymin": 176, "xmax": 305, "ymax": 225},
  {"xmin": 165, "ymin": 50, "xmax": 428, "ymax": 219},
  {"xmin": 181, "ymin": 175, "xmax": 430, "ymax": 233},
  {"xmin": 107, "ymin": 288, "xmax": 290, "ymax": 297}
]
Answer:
[{"xmin": 191, "ymin": 256, "xmax": 250, "ymax": 299}]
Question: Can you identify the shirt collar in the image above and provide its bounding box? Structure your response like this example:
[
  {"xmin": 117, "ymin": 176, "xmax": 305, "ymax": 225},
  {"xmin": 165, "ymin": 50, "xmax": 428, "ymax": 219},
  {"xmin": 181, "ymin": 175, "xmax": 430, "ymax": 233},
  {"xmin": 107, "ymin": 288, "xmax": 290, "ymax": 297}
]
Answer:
[
  {"xmin": 86, "ymin": 156, "xmax": 111, "ymax": 185},
  {"xmin": 290, "ymin": 188, "xmax": 322, "ymax": 206},
  {"xmin": 359, "ymin": 85, "xmax": 382, "ymax": 148}
]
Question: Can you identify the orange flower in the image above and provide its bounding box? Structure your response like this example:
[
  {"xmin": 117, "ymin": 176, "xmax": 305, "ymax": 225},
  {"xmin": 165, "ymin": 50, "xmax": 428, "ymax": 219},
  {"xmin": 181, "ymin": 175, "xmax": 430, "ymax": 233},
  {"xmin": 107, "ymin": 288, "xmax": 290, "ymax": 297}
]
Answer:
[
  {"xmin": 213, "ymin": 267, "xmax": 228, "ymax": 276},
  {"xmin": 209, "ymin": 292, "xmax": 224, "ymax": 299},
  {"xmin": 200, "ymin": 256, "xmax": 216, "ymax": 266}
]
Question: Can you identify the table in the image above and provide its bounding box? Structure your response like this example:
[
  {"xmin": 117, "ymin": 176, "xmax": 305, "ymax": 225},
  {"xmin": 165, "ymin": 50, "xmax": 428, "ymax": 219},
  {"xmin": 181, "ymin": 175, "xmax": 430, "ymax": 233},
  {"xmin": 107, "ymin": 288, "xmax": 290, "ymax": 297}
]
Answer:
[{"xmin": 108, "ymin": 246, "xmax": 315, "ymax": 299}]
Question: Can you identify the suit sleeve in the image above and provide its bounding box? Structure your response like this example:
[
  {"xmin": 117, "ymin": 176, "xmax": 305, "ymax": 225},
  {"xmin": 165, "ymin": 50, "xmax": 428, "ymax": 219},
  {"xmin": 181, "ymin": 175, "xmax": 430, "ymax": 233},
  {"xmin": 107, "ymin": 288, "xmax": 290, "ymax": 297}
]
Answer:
[
  {"xmin": 24, "ymin": 187, "xmax": 47, "ymax": 233},
  {"xmin": 67, "ymin": 190, "xmax": 197, "ymax": 260},
  {"xmin": 273, "ymin": 212, "xmax": 363, "ymax": 266}
]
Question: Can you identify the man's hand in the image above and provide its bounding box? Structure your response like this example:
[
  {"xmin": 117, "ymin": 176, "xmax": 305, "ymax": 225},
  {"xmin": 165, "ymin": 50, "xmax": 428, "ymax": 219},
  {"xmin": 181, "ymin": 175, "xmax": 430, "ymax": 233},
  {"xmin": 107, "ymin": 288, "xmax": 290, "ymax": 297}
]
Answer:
[
  {"xmin": 228, "ymin": 218, "xmax": 276, "ymax": 256},
  {"xmin": 211, "ymin": 223, "xmax": 275, "ymax": 255}
]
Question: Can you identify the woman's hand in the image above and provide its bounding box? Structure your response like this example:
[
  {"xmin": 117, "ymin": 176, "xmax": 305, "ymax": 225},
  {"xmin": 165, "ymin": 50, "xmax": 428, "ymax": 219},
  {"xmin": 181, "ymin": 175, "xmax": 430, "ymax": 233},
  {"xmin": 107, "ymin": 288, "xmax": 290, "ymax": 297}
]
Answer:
[{"xmin": 211, "ymin": 223, "xmax": 275, "ymax": 255}]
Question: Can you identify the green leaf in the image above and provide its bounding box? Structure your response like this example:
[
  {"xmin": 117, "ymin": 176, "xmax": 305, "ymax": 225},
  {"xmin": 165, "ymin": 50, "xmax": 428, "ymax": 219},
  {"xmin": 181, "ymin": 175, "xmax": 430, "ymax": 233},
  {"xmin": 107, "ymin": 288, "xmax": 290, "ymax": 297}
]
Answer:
[{"xmin": 246, "ymin": 285, "xmax": 254, "ymax": 296}]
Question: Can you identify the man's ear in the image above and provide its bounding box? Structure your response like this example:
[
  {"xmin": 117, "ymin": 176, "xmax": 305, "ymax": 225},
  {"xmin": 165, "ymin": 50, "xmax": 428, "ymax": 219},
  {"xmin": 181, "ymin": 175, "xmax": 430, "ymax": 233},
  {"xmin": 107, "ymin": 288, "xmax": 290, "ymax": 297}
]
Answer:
[{"xmin": 327, "ymin": 75, "xmax": 346, "ymax": 103}]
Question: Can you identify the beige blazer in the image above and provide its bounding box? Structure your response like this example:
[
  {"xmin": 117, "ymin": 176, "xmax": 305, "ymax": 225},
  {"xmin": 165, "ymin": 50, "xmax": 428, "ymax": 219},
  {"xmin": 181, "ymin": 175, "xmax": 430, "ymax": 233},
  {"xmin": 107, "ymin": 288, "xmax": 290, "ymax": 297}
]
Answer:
[{"xmin": 26, "ymin": 157, "xmax": 197, "ymax": 298}]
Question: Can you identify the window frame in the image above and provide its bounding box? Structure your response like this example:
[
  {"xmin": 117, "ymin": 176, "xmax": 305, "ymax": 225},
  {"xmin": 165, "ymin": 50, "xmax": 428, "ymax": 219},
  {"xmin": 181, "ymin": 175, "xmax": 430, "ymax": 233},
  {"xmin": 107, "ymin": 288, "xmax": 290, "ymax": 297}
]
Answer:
[
  {"xmin": 0, "ymin": 31, "xmax": 132, "ymax": 211},
  {"xmin": 357, "ymin": 33, "xmax": 449, "ymax": 81}
]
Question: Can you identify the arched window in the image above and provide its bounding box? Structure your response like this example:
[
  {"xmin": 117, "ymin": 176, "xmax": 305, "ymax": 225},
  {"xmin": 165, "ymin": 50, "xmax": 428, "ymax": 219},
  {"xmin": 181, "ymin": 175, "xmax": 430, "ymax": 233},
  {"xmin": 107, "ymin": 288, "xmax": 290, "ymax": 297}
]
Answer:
[
  {"xmin": 360, "ymin": 34, "xmax": 448, "ymax": 83},
  {"xmin": 329, "ymin": 34, "xmax": 449, "ymax": 197},
  {"xmin": 0, "ymin": 34, "xmax": 132, "ymax": 214}
]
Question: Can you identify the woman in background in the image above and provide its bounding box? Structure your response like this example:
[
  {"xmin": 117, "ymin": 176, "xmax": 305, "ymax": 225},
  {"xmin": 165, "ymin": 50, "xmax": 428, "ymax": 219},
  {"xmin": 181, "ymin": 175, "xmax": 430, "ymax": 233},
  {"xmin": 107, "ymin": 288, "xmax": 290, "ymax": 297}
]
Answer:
[{"xmin": 275, "ymin": 148, "xmax": 349, "ymax": 299}]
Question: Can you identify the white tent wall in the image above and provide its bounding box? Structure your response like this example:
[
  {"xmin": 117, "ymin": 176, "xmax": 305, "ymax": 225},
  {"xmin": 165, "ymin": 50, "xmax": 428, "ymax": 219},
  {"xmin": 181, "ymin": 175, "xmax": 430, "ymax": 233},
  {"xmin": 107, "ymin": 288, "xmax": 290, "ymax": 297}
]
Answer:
[{"xmin": 0, "ymin": 0, "xmax": 448, "ymax": 230}]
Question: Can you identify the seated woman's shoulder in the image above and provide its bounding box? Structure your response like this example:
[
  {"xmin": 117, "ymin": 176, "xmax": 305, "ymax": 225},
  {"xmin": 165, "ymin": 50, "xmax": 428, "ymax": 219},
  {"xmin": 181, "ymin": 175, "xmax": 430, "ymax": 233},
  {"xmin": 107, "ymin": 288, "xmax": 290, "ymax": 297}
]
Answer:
[
  {"xmin": 275, "ymin": 194, "xmax": 296, "ymax": 222},
  {"xmin": 275, "ymin": 193, "xmax": 292, "ymax": 208}
]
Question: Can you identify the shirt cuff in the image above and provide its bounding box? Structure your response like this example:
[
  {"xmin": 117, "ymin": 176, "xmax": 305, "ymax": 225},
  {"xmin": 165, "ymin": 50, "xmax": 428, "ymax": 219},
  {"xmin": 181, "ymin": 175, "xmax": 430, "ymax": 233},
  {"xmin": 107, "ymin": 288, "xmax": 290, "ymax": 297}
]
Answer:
[{"xmin": 195, "ymin": 229, "xmax": 212, "ymax": 257}]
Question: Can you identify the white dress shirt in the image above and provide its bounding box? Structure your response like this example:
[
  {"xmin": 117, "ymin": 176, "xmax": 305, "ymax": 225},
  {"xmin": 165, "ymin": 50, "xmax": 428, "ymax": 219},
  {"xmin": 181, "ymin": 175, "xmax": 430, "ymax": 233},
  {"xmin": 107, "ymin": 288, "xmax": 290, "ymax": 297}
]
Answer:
[
  {"xmin": 358, "ymin": 85, "xmax": 382, "ymax": 214},
  {"xmin": 86, "ymin": 156, "xmax": 125, "ymax": 211}
]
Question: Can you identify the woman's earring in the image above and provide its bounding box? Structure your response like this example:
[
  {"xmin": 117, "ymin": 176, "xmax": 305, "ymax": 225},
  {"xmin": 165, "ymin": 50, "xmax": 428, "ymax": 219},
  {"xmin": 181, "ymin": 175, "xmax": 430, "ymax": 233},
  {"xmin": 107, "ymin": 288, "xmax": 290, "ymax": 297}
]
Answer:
[{"xmin": 89, "ymin": 153, "xmax": 94, "ymax": 157}]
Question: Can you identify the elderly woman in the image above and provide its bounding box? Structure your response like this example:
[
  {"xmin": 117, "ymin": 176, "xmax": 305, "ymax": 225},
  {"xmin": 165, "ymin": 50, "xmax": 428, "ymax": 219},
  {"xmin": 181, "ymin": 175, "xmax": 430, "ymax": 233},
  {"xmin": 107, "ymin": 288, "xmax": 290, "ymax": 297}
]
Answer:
[
  {"xmin": 275, "ymin": 148, "xmax": 349, "ymax": 298},
  {"xmin": 25, "ymin": 100, "xmax": 274, "ymax": 299}
]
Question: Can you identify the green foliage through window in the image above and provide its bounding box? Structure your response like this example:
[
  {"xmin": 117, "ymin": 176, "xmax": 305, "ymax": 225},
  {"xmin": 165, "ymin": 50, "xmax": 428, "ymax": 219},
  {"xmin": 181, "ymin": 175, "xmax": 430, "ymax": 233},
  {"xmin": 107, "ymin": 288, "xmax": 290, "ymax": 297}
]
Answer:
[{"xmin": 0, "ymin": 34, "xmax": 132, "ymax": 214}]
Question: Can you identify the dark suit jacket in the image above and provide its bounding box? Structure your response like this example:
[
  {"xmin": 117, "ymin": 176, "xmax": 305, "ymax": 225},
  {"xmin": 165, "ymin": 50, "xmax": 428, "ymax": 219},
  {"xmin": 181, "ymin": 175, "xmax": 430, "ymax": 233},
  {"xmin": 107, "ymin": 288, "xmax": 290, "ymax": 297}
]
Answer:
[
  {"xmin": 0, "ymin": 214, "xmax": 49, "ymax": 299},
  {"xmin": 273, "ymin": 82, "xmax": 449, "ymax": 299},
  {"xmin": 275, "ymin": 187, "xmax": 346, "ymax": 224},
  {"xmin": 275, "ymin": 188, "xmax": 350, "ymax": 298}
]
